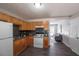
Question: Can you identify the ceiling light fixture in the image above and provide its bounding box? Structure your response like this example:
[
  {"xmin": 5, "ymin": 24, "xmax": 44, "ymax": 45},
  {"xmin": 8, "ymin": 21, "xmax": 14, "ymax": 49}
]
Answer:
[{"xmin": 34, "ymin": 3, "xmax": 42, "ymax": 8}]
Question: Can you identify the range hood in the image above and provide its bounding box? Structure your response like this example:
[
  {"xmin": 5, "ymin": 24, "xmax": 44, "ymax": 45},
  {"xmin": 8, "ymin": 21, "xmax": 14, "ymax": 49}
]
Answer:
[{"xmin": 35, "ymin": 26, "xmax": 45, "ymax": 34}]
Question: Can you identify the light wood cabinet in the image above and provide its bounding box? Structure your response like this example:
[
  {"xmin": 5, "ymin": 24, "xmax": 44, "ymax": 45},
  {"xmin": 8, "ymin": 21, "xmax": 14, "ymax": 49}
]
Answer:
[
  {"xmin": 11, "ymin": 17, "xmax": 21, "ymax": 25},
  {"xmin": 43, "ymin": 37, "xmax": 49, "ymax": 48},
  {"xmin": 13, "ymin": 36, "xmax": 49, "ymax": 55},
  {"xmin": 26, "ymin": 36, "xmax": 33, "ymax": 46},
  {"xmin": 13, "ymin": 39, "xmax": 22, "ymax": 56},
  {"xmin": 0, "ymin": 12, "xmax": 28, "ymax": 30},
  {"xmin": 29, "ymin": 36, "xmax": 33, "ymax": 46},
  {"xmin": 43, "ymin": 21, "xmax": 48, "ymax": 30},
  {"xmin": 26, "ymin": 21, "xmax": 48, "ymax": 30},
  {"xmin": 13, "ymin": 38, "xmax": 27, "ymax": 56},
  {"xmin": 0, "ymin": 13, "xmax": 12, "ymax": 22},
  {"xmin": 26, "ymin": 22, "xmax": 33, "ymax": 30},
  {"xmin": 13, "ymin": 36, "xmax": 33, "ymax": 56},
  {"xmin": 20, "ymin": 22, "xmax": 29, "ymax": 30}
]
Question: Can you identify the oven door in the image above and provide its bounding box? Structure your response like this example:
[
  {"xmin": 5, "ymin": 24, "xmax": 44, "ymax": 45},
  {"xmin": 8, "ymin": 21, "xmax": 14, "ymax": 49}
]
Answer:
[{"xmin": 34, "ymin": 37, "xmax": 43, "ymax": 48}]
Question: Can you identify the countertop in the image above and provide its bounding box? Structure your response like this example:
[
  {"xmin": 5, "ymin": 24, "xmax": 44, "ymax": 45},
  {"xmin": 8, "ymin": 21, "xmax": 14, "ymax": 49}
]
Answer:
[
  {"xmin": 13, "ymin": 36, "xmax": 27, "ymax": 41},
  {"xmin": 13, "ymin": 35, "xmax": 48, "ymax": 41}
]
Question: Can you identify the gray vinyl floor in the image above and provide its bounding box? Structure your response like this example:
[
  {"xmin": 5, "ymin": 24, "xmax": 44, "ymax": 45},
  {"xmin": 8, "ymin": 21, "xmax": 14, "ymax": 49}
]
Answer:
[{"xmin": 19, "ymin": 42, "xmax": 78, "ymax": 56}]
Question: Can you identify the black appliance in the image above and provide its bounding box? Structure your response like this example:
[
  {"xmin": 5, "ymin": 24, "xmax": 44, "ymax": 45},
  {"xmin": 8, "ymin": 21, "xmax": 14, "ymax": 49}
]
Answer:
[
  {"xmin": 55, "ymin": 34, "xmax": 63, "ymax": 42},
  {"xmin": 35, "ymin": 28, "xmax": 45, "ymax": 34}
]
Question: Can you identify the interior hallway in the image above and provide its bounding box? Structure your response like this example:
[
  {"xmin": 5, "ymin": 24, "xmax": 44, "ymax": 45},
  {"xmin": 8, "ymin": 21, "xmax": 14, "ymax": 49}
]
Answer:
[{"xmin": 19, "ymin": 41, "xmax": 78, "ymax": 56}]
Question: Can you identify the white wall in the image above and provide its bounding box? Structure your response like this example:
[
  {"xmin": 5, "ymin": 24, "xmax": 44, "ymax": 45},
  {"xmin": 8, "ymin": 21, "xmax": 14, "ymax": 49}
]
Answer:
[
  {"xmin": 49, "ymin": 16, "xmax": 79, "ymax": 55},
  {"xmin": 50, "ymin": 17, "xmax": 70, "ymax": 46},
  {"xmin": 69, "ymin": 17, "xmax": 79, "ymax": 55}
]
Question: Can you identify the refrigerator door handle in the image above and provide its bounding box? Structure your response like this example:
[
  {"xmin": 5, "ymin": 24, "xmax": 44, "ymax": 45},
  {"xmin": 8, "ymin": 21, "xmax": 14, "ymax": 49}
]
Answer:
[{"xmin": 0, "ymin": 37, "xmax": 13, "ymax": 40}]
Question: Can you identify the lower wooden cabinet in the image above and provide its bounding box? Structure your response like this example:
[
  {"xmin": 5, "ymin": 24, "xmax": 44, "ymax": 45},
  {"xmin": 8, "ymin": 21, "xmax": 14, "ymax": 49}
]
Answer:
[
  {"xmin": 13, "ymin": 36, "xmax": 49, "ymax": 55},
  {"xmin": 28, "ymin": 36, "xmax": 33, "ymax": 46},
  {"xmin": 13, "ymin": 36, "xmax": 33, "ymax": 56},
  {"xmin": 13, "ymin": 39, "xmax": 22, "ymax": 56},
  {"xmin": 43, "ymin": 37, "xmax": 49, "ymax": 48},
  {"xmin": 26, "ymin": 36, "xmax": 33, "ymax": 47},
  {"xmin": 25, "ymin": 38, "xmax": 28, "ymax": 47},
  {"xmin": 13, "ymin": 38, "xmax": 27, "ymax": 56}
]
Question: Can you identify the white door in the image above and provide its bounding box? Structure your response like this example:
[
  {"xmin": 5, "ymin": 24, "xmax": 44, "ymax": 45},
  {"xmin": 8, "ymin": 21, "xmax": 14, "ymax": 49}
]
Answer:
[{"xmin": 49, "ymin": 24, "xmax": 58, "ymax": 45}]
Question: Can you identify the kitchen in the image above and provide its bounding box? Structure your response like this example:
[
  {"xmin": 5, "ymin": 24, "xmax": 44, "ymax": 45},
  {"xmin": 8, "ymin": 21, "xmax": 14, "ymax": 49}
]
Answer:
[
  {"xmin": 0, "ymin": 12, "xmax": 49, "ymax": 56},
  {"xmin": 0, "ymin": 3, "xmax": 79, "ymax": 56}
]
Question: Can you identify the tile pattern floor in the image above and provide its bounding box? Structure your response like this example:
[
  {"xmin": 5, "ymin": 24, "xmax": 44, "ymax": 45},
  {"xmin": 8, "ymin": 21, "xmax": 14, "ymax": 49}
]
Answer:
[{"xmin": 19, "ymin": 42, "xmax": 78, "ymax": 56}]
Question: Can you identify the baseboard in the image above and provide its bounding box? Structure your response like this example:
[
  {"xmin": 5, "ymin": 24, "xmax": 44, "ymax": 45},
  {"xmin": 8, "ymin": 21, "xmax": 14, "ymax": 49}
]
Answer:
[{"xmin": 71, "ymin": 48, "xmax": 79, "ymax": 55}]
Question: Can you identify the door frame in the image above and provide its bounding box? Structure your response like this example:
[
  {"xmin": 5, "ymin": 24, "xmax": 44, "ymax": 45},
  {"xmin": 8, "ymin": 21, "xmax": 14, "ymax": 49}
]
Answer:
[{"xmin": 48, "ymin": 21, "xmax": 58, "ymax": 45}]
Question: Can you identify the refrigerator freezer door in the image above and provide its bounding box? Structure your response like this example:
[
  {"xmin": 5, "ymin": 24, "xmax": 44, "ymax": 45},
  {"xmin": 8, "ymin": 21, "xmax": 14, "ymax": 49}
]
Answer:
[
  {"xmin": 0, "ymin": 38, "xmax": 13, "ymax": 56},
  {"xmin": 0, "ymin": 21, "xmax": 13, "ymax": 39}
]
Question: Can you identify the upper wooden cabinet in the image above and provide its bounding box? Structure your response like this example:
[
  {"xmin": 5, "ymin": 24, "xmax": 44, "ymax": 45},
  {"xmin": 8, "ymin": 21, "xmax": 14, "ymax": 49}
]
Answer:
[
  {"xmin": 0, "ymin": 12, "xmax": 48, "ymax": 30},
  {"xmin": 9, "ymin": 17, "xmax": 21, "ymax": 26},
  {"xmin": 0, "ymin": 13, "xmax": 22, "ymax": 24},
  {"xmin": 27, "ymin": 21, "xmax": 48, "ymax": 30},
  {"xmin": 28, "ymin": 22, "xmax": 34, "ymax": 30},
  {"xmin": 0, "ymin": 12, "xmax": 28, "ymax": 30},
  {"xmin": 20, "ymin": 22, "xmax": 35, "ymax": 30},
  {"xmin": 43, "ymin": 21, "xmax": 48, "ymax": 30},
  {"xmin": 0, "ymin": 13, "xmax": 11, "ymax": 22},
  {"xmin": 20, "ymin": 21, "xmax": 28, "ymax": 30}
]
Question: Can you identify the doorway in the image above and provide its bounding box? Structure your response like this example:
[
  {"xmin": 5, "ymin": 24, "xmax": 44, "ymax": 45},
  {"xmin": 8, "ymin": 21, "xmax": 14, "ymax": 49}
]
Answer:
[{"xmin": 49, "ymin": 23, "xmax": 58, "ymax": 46}]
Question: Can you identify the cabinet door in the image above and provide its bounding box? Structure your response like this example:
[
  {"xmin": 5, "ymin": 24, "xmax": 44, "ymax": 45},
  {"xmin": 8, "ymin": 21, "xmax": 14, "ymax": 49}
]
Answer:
[
  {"xmin": 26, "ymin": 36, "xmax": 33, "ymax": 46},
  {"xmin": 29, "ymin": 36, "xmax": 33, "ymax": 46},
  {"xmin": 0, "ymin": 13, "xmax": 11, "ymax": 22},
  {"xmin": 13, "ymin": 40, "xmax": 22, "ymax": 55},
  {"xmin": 43, "ymin": 21, "xmax": 48, "ymax": 30},
  {"xmin": 21, "ymin": 39, "xmax": 26, "ymax": 49},
  {"xmin": 44, "ymin": 37, "xmax": 49, "ymax": 48},
  {"xmin": 26, "ymin": 22, "xmax": 32, "ymax": 30},
  {"xmin": 23, "ymin": 38, "xmax": 28, "ymax": 48},
  {"xmin": 13, "ymin": 39, "xmax": 26, "ymax": 56},
  {"xmin": 26, "ymin": 36, "xmax": 30, "ymax": 46}
]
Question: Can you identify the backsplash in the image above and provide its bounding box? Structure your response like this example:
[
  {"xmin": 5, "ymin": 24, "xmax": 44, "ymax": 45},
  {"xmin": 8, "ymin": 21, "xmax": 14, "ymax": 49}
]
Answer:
[
  {"xmin": 19, "ymin": 30, "xmax": 35, "ymax": 37},
  {"xmin": 19, "ymin": 30, "xmax": 48, "ymax": 38}
]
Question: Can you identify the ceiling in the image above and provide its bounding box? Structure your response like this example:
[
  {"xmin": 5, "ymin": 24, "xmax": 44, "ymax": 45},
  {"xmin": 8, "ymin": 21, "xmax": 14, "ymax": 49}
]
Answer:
[{"xmin": 0, "ymin": 3, "xmax": 79, "ymax": 20}]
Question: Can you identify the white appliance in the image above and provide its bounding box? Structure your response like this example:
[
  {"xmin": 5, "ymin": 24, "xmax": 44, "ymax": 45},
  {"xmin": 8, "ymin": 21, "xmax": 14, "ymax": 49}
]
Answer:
[
  {"xmin": 0, "ymin": 21, "xmax": 13, "ymax": 56},
  {"xmin": 34, "ymin": 34, "xmax": 44, "ymax": 48}
]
